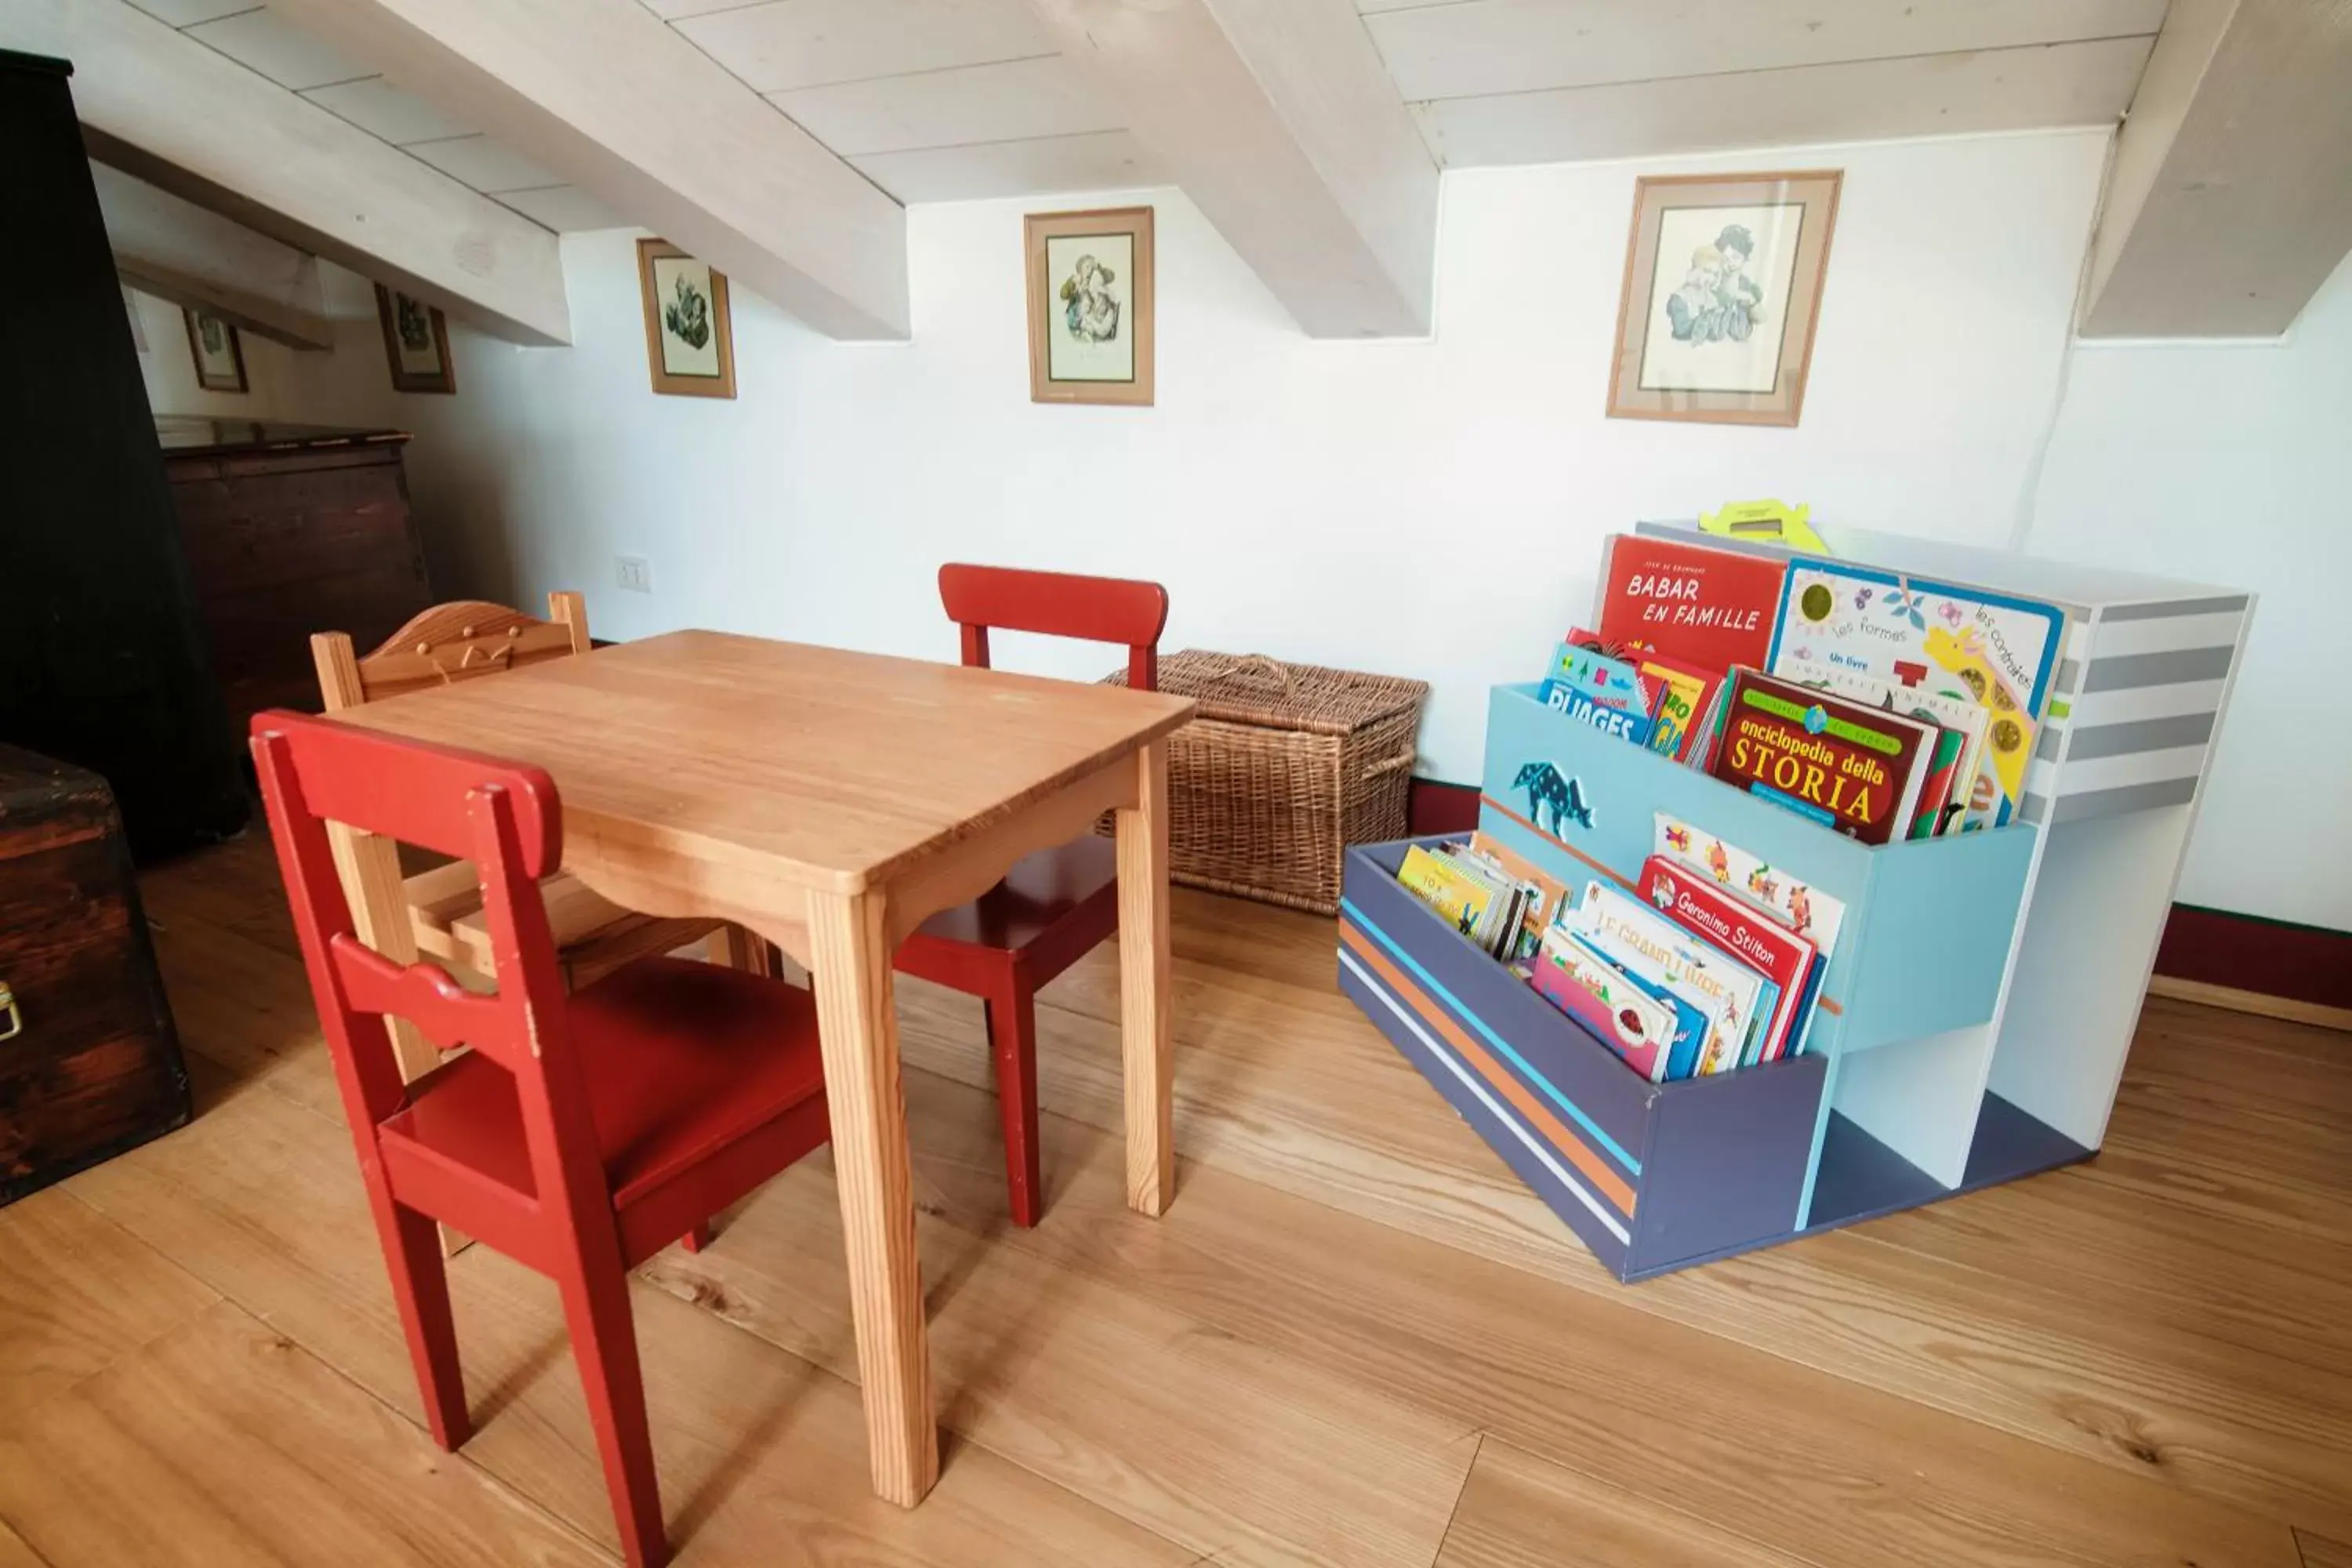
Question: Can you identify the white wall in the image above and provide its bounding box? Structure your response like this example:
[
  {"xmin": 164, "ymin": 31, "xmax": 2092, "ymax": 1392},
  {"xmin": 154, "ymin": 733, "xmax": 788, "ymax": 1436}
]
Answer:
[
  {"xmin": 129, "ymin": 287, "xmax": 302, "ymax": 418},
  {"xmin": 283, "ymin": 128, "xmax": 2111, "ymax": 810},
  {"xmin": 2027, "ymin": 253, "xmax": 2352, "ymax": 931}
]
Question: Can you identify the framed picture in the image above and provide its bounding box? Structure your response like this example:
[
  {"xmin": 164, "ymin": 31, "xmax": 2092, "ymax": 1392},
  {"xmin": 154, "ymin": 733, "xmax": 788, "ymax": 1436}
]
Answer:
[
  {"xmin": 183, "ymin": 308, "xmax": 246, "ymax": 394},
  {"xmin": 1607, "ymin": 170, "xmax": 1841, "ymax": 427},
  {"xmin": 1025, "ymin": 206, "xmax": 1154, "ymax": 407},
  {"xmin": 375, "ymin": 285, "xmax": 456, "ymax": 394},
  {"xmin": 636, "ymin": 239, "xmax": 735, "ymax": 399}
]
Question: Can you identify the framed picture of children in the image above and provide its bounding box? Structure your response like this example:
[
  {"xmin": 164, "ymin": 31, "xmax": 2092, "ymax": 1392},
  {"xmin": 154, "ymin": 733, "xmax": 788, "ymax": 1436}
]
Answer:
[
  {"xmin": 1025, "ymin": 206, "xmax": 1154, "ymax": 407},
  {"xmin": 1606, "ymin": 170, "xmax": 1841, "ymax": 426}
]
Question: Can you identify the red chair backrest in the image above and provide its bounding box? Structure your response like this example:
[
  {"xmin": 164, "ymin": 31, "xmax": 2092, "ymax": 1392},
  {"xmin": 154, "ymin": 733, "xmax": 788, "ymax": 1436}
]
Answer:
[
  {"xmin": 938, "ymin": 563, "xmax": 1168, "ymax": 691},
  {"xmin": 250, "ymin": 710, "xmax": 606, "ymax": 1210}
]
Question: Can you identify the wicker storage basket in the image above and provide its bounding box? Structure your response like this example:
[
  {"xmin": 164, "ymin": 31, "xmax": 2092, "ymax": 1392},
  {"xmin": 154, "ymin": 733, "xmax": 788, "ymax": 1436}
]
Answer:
[{"xmin": 1105, "ymin": 652, "xmax": 1427, "ymax": 916}]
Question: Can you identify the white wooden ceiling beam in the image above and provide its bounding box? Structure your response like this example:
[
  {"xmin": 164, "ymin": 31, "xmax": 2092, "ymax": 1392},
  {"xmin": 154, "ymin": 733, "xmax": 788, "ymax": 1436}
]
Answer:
[
  {"xmin": 91, "ymin": 164, "xmax": 333, "ymax": 352},
  {"xmin": 1023, "ymin": 0, "xmax": 1440, "ymax": 339},
  {"xmin": 267, "ymin": 0, "xmax": 911, "ymax": 342},
  {"xmin": 2082, "ymin": 0, "xmax": 2352, "ymax": 337},
  {"xmin": 9, "ymin": 0, "xmax": 570, "ymax": 346}
]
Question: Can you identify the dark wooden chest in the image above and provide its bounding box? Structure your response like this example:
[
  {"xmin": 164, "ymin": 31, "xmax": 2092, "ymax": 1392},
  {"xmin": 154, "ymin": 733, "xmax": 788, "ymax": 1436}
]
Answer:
[
  {"xmin": 160, "ymin": 424, "xmax": 433, "ymax": 743},
  {"xmin": 0, "ymin": 745, "xmax": 191, "ymax": 1205}
]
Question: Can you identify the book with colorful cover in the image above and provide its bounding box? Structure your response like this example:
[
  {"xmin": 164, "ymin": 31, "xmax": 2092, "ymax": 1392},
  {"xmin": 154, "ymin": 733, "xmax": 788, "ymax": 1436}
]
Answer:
[
  {"xmin": 1396, "ymin": 844, "xmax": 1519, "ymax": 955},
  {"xmin": 1537, "ymin": 678, "xmax": 1655, "ymax": 746},
  {"xmin": 1595, "ymin": 535, "xmax": 1787, "ymax": 677},
  {"xmin": 1902, "ymin": 684, "xmax": 1996, "ymax": 833},
  {"xmin": 1563, "ymin": 880, "xmax": 1769, "ymax": 1076},
  {"xmin": 1547, "ymin": 637, "xmax": 1652, "ymax": 713},
  {"xmin": 1774, "ymin": 654, "xmax": 1991, "ymax": 837},
  {"xmin": 1639, "ymin": 855, "xmax": 1820, "ymax": 1062},
  {"xmin": 1907, "ymin": 729, "xmax": 1962, "ymax": 842},
  {"xmin": 1453, "ymin": 831, "xmax": 1570, "ymax": 961},
  {"xmin": 1560, "ymin": 931, "xmax": 1711, "ymax": 1081},
  {"xmin": 1708, "ymin": 670, "xmax": 1939, "ymax": 846},
  {"xmin": 1653, "ymin": 812, "xmax": 1848, "ymax": 956},
  {"xmin": 1527, "ymin": 932, "xmax": 1682, "ymax": 1082},
  {"xmin": 1767, "ymin": 559, "xmax": 2067, "ymax": 828},
  {"xmin": 1632, "ymin": 652, "xmax": 1718, "ymax": 763}
]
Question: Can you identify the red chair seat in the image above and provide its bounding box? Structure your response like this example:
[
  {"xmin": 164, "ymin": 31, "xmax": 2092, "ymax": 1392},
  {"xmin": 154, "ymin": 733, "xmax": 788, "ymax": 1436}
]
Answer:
[
  {"xmin": 903, "ymin": 836, "xmax": 1119, "ymax": 964},
  {"xmin": 384, "ymin": 957, "xmax": 826, "ymax": 1215}
]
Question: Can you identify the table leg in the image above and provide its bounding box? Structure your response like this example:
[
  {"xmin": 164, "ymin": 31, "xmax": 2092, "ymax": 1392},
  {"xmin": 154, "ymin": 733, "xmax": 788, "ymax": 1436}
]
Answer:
[
  {"xmin": 1116, "ymin": 739, "xmax": 1174, "ymax": 1217},
  {"xmin": 806, "ymin": 887, "xmax": 938, "ymax": 1506}
]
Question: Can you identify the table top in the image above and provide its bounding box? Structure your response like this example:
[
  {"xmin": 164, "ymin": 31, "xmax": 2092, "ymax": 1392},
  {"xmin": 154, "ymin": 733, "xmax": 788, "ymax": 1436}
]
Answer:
[{"xmin": 332, "ymin": 631, "xmax": 1196, "ymax": 895}]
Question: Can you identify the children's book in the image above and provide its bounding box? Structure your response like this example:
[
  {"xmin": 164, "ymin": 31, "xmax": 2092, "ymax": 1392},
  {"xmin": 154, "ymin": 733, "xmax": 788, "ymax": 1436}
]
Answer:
[
  {"xmin": 1595, "ymin": 535, "xmax": 1786, "ymax": 677},
  {"xmin": 1552, "ymin": 928, "xmax": 1710, "ymax": 1081},
  {"xmin": 1537, "ymin": 678, "xmax": 1654, "ymax": 746},
  {"xmin": 1900, "ymin": 684, "xmax": 1996, "ymax": 833},
  {"xmin": 1653, "ymin": 812, "xmax": 1848, "ymax": 957},
  {"xmin": 1773, "ymin": 653, "xmax": 1984, "ymax": 837},
  {"xmin": 1452, "ymin": 831, "xmax": 1570, "ymax": 962},
  {"xmin": 1632, "ymin": 652, "xmax": 1718, "ymax": 763},
  {"xmin": 1527, "ymin": 934, "xmax": 1681, "ymax": 1082},
  {"xmin": 1564, "ymin": 880, "xmax": 1769, "ymax": 1076},
  {"xmin": 1547, "ymin": 637, "xmax": 1651, "ymax": 713},
  {"xmin": 1709, "ymin": 670, "xmax": 1939, "ymax": 846},
  {"xmin": 1767, "ymin": 559, "xmax": 2067, "ymax": 828},
  {"xmin": 1397, "ymin": 844, "xmax": 1519, "ymax": 956},
  {"xmin": 1639, "ymin": 855, "xmax": 1819, "ymax": 1062}
]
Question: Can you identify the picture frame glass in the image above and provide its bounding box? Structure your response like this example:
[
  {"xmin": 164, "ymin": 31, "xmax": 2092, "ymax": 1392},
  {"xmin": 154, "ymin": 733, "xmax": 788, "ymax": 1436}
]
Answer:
[
  {"xmin": 192, "ymin": 313, "xmax": 238, "ymax": 379},
  {"xmin": 388, "ymin": 292, "xmax": 443, "ymax": 377},
  {"xmin": 1637, "ymin": 201, "xmax": 1806, "ymax": 395},
  {"xmin": 652, "ymin": 256, "xmax": 723, "ymax": 379},
  {"xmin": 1607, "ymin": 171, "xmax": 1840, "ymax": 427},
  {"xmin": 1044, "ymin": 232, "xmax": 1136, "ymax": 384}
]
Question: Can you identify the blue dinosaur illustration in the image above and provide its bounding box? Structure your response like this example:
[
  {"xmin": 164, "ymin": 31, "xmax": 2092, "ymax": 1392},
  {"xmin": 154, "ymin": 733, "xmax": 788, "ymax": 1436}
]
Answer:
[{"xmin": 1512, "ymin": 760, "xmax": 1594, "ymax": 837}]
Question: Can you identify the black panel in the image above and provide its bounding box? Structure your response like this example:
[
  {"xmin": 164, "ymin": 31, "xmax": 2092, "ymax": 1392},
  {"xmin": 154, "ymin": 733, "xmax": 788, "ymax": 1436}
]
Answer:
[{"xmin": 0, "ymin": 51, "xmax": 249, "ymax": 858}]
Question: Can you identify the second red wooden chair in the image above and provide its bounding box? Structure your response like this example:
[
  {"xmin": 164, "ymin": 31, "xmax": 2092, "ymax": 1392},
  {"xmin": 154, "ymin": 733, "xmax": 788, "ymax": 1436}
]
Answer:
[
  {"xmin": 252, "ymin": 710, "xmax": 831, "ymax": 1568},
  {"xmin": 895, "ymin": 563, "xmax": 1170, "ymax": 1227}
]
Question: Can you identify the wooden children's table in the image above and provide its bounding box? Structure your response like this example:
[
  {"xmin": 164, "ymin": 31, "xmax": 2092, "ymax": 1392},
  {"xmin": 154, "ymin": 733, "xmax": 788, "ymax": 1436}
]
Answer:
[{"xmin": 337, "ymin": 630, "xmax": 1196, "ymax": 1505}]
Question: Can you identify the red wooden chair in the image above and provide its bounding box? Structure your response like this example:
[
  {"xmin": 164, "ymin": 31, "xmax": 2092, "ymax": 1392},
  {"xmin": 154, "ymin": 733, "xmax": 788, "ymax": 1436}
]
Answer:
[
  {"xmin": 894, "ymin": 563, "xmax": 1169, "ymax": 1227},
  {"xmin": 250, "ymin": 710, "xmax": 830, "ymax": 1568}
]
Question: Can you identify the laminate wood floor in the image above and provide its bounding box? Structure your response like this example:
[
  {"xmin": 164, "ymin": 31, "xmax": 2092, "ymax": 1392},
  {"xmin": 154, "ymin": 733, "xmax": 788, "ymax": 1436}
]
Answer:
[{"xmin": 3, "ymin": 832, "xmax": 2346, "ymax": 1566}]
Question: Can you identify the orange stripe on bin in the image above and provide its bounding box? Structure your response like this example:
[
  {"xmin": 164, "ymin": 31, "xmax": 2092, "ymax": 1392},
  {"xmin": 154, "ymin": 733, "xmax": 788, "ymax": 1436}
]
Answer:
[{"xmin": 1340, "ymin": 920, "xmax": 1638, "ymax": 1217}]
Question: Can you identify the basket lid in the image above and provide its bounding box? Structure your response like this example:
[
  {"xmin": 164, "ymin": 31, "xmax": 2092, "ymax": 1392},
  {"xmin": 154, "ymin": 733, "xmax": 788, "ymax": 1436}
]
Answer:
[{"xmin": 1107, "ymin": 652, "xmax": 1428, "ymax": 736}]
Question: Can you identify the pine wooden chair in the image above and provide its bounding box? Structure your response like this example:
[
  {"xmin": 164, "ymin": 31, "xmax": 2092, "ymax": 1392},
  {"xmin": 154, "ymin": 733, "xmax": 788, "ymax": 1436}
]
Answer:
[
  {"xmin": 312, "ymin": 596, "xmax": 767, "ymax": 1094},
  {"xmin": 892, "ymin": 563, "xmax": 1169, "ymax": 1227},
  {"xmin": 251, "ymin": 709, "xmax": 831, "ymax": 1568}
]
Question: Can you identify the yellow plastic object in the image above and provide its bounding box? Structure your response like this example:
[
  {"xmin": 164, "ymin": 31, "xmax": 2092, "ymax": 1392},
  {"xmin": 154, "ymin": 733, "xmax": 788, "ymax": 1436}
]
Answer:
[{"xmin": 1699, "ymin": 499, "xmax": 1829, "ymax": 554}]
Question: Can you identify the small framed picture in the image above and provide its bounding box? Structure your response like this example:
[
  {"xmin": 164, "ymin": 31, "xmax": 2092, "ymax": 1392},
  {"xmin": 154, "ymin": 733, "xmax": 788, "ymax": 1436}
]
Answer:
[
  {"xmin": 636, "ymin": 238, "xmax": 735, "ymax": 399},
  {"xmin": 1607, "ymin": 170, "xmax": 1842, "ymax": 427},
  {"xmin": 375, "ymin": 285, "xmax": 456, "ymax": 394},
  {"xmin": 1025, "ymin": 206, "xmax": 1153, "ymax": 407},
  {"xmin": 183, "ymin": 308, "xmax": 246, "ymax": 394}
]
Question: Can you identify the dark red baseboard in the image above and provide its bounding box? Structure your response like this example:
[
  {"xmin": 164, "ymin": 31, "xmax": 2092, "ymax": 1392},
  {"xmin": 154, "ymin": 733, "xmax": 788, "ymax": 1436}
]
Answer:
[
  {"xmin": 1406, "ymin": 777, "xmax": 1481, "ymax": 835},
  {"xmin": 1403, "ymin": 778, "xmax": 2352, "ymax": 1011},
  {"xmin": 2154, "ymin": 906, "xmax": 2352, "ymax": 1011}
]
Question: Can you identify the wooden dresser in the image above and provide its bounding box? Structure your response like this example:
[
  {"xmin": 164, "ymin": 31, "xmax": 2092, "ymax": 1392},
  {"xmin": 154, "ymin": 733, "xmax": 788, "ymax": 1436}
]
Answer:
[
  {"xmin": 0, "ymin": 746, "xmax": 190, "ymax": 1204},
  {"xmin": 158, "ymin": 419, "xmax": 434, "ymax": 740}
]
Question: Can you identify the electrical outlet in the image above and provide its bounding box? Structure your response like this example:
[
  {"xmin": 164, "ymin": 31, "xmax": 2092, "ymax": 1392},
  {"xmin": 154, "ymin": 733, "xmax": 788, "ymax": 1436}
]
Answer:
[{"xmin": 615, "ymin": 554, "xmax": 653, "ymax": 593}]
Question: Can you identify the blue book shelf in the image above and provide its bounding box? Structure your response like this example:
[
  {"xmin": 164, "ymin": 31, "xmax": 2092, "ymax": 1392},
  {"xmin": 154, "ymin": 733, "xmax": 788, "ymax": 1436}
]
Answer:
[{"xmin": 1338, "ymin": 525, "xmax": 2254, "ymax": 1279}]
